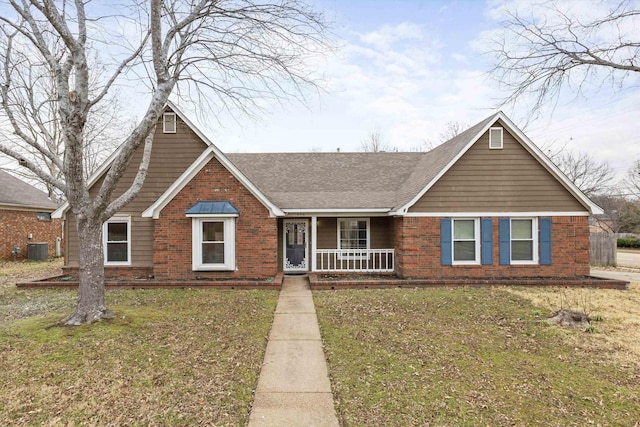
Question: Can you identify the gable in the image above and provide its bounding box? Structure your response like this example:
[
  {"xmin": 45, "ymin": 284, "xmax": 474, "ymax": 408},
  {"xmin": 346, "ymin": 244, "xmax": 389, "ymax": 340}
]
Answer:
[
  {"xmin": 88, "ymin": 112, "xmax": 209, "ymax": 206},
  {"xmin": 408, "ymin": 120, "xmax": 587, "ymax": 213}
]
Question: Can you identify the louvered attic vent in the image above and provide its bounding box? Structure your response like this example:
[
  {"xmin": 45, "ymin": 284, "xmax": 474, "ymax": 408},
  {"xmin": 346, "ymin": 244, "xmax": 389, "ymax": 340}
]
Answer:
[
  {"xmin": 489, "ymin": 127, "xmax": 503, "ymax": 149},
  {"xmin": 163, "ymin": 112, "xmax": 176, "ymax": 133}
]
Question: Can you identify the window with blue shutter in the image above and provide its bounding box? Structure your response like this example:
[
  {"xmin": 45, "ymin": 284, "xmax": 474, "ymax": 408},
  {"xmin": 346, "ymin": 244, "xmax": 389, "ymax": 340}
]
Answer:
[
  {"xmin": 481, "ymin": 218, "xmax": 493, "ymax": 265},
  {"xmin": 441, "ymin": 218, "xmax": 452, "ymax": 266},
  {"xmin": 539, "ymin": 217, "xmax": 552, "ymax": 265},
  {"xmin": 499, "ymin": 218, "xmax": 510, "ymax": 265}
]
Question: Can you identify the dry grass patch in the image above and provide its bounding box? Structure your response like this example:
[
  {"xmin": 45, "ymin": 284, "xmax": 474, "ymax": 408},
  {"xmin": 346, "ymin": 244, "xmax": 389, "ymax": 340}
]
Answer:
[
  {"xmin": 0, "ymin": 258, "xmax": 63, "ymax": 285},
  {"xmin": 314, "ymin": 287, "xmax": 640, "ymax": 426},
  {"xmin": 507, "ymin": 282, "xmax": 640, "ymax": 367},
  {"xmin": 0, "ymin": 266, "xmax": 278, "ymax": 426}
]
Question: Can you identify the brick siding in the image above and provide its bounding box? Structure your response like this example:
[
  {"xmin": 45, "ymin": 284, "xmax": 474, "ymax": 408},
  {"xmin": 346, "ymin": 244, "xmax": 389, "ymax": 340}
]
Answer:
[
  {"xmin": 0, "ymin": 209, "xmax": 62, "ymax": 260},
  {"xmin": 152, "ymin": 156, "xmax": 278, "ymax": 279},
  {"xmin": 394, "ymin": 216, "xmax": 589, "ymax": 278}
]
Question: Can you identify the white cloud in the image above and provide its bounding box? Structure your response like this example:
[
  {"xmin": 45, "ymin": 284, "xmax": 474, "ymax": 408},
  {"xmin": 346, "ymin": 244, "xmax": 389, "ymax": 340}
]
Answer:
[
  {"xmin": 309, "ymin": 20, "xmax": 499, "ymax": 150},
  {"xmin": 451, "ymin": 53, "xmax": 467, "ymax": 63},
  {"xmin": 358, "ymin": 22, "xmax": 427, "ymax": 51}
]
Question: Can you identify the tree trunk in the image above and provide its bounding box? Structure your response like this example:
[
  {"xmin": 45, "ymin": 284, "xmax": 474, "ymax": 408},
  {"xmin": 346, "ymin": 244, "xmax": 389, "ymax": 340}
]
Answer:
[{"xmin": 62, "ymin": 216, "xmax": 114, "ymax": 325}]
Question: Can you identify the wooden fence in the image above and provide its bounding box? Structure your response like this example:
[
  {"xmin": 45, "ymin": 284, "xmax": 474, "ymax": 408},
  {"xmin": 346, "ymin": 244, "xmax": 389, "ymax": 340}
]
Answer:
[{"xmin": 590, "ymin": 233, "xmax": 617, "ymax": 267}]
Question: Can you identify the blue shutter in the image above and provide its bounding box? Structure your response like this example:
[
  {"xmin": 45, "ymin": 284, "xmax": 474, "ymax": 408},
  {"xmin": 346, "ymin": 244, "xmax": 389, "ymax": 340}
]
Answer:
[
  {"xmin": 441, "ymin": 218, "xmax": 452, "ymax": 266},
  {"xmin": 540, "ymin": 217, "xmax": 552, "ymax": 265},
  {"xmin": 499, "ymin": 218, "xmax": 511, "ymax": 265},
  {"xmin": 481, "ymin": 218, "xmax": 493, "ymax": 265}
]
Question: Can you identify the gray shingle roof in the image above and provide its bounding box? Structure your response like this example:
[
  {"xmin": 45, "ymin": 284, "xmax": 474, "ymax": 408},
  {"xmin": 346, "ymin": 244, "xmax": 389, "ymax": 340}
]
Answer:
[
  {"xmin": 226, "ymin": 113, "xmax": 500, "ymax": 211},
  {"xmin": 0, "ymin": 170, "xmax": 58, "ymax": 210},
  {"xmin": 226, "ymin": 152, "xmax": 423, "ymax": 209}
]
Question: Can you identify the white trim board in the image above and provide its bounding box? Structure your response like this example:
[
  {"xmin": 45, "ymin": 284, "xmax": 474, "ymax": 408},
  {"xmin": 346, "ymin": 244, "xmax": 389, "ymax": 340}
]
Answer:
[{"xmin": 403, "ymin": 211, "xmax": 590, "ymax": 217}]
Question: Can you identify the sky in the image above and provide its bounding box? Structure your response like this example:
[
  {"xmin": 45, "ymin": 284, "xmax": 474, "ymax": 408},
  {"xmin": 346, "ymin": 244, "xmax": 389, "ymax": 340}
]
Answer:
[
  {"xmin": 182, "ymin": 0, "xmax": 640, "ymax": 182},
  {"xmin": 1, "ymin": 0, "xmax": 638, "ymax": 187}
]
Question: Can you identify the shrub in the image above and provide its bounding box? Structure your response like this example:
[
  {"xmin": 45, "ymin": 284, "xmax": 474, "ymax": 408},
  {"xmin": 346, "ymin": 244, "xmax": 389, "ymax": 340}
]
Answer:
[{"xmin": 617, "ymin": 238, "xmax": 640, "ymax": 248}]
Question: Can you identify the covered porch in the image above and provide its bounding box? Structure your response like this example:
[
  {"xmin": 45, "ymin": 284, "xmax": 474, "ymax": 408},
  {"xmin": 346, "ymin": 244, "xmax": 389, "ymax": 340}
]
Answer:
[{"xmin": 278, "ymin": 215, "xmax": 396, "ymax": 274}]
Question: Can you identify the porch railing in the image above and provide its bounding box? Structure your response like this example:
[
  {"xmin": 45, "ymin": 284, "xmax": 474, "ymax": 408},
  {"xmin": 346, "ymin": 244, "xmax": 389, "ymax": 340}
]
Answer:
[{"xmin": 315, "ymin": 249, "xmax": 394, "ymax": 272}]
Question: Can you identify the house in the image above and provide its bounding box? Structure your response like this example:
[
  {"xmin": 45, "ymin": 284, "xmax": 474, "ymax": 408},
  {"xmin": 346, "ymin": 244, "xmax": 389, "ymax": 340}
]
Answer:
[
  {"xmin": 52, "ymin": 103, "xmax": 603, "ymax": 284},
  {"xmin": 0, "ymin": 170, "xmax": 61, "ymax": 260}
]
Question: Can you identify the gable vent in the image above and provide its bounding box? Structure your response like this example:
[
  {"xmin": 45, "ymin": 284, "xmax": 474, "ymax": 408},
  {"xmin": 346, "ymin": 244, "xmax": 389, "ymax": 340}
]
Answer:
[
  {"xmin": 489, "ymin": 127, "xmax": 503, "ymax": 149},
  {"xmin": 163, "ymin": 112, "xmax": 177, "ymax": 133}
]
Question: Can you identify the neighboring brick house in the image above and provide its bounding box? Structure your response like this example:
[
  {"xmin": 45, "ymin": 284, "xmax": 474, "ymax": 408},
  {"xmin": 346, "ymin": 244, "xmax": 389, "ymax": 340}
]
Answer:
[
  {"xmin": 53, "ymin": 102, "xmax": 602, "ymax": 282},
  {"xmin": 0, "ymin": 170, "xmax": 61, "ymax": 260}
]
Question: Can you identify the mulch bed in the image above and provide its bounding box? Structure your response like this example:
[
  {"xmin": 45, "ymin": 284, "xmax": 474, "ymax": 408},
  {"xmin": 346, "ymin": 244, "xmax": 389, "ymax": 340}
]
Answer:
[
  {"xmin": 16, "ymin": 272, "xmax": 284, "ymax": 290},
  {"xmin": 309, "ymin": 273, "xmax": 629, "ymax": 290}
]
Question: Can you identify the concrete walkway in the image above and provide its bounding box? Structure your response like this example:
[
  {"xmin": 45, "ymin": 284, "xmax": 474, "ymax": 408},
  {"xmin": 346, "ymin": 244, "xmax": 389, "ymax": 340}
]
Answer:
[
  {"xmin": 248, "ymin": 275, "xmax": 339, "ymax": 427},
  {"xmin": 591, "ymin": 268, "xmax": 640, "ymax": 283}
]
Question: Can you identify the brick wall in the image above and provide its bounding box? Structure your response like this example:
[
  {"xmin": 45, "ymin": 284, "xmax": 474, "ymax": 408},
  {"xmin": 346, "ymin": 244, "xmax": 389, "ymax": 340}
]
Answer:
[
  {"xmin": 152, "ymin": 156, "xmax": 278, "ymax": 279},
  {"xmin": 62, "ymin": 266, "xmax": 153, "ymax": 279},
  {"xmin": 0, "ymin": 209, "xmax": 62, "ymax": 260},
  {"xmin": 395, "ymin": 216, "xmax": 590, "ymax": 278}
]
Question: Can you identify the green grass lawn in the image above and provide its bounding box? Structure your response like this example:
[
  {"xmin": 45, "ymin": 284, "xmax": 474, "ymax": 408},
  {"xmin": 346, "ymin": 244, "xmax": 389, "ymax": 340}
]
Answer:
[
  {"xmin": 314, "ymin": 287, "xmax": 640, "ymax": 426},
  {"xmin": 0, "ymin": 284, "xmax": 278, "ymax": 426}
]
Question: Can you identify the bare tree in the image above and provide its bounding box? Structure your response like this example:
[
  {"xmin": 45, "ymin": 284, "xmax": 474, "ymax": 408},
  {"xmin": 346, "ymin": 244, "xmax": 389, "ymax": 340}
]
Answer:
[
  {"xmin": 419, "ymin": 120, "xmax": 470, "ymax": 152},
  {"xmin": 0, "ymin": 1, "xmax": 329, "ymax": 325},
  {"xmin": 360, "ymin": 129, "xmax": 396, "ymax": 152},
  {"xmin": 439, "ymin": 120, "xmax": 469, "ymax": 142},
  {"xmin": 487, "ymin": 0, "xmax": 640, "ymax": 115},
  {"xmin": 590, "ymin": 194, "xmax": 626, "ymax": 233},
  {"xmin": 625, "ymin": 160, "xmax": 640, "ymax": 199},
  {"xmin": 0, "ymin": 68, "xmax": 128, "ymax": 199},
  {"xmin": 549, "ymin": 150, "xmax": 615, "ymax": 197}
]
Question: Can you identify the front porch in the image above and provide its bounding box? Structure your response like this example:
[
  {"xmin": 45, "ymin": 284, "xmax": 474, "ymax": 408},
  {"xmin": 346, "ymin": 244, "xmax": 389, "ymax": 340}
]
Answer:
[
  {"xmin": 280, "ymin": 216, "xmax": 396, "ymax": 274},
  {"xmin": 316, "ymin": 248, "xmax": 394, "ymax": 272}
]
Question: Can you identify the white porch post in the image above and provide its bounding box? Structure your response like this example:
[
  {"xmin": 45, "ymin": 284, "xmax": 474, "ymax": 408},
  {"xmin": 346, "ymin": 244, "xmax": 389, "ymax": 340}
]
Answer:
[{"xmin": 311, "ymin": 216, "xmax": 317, "ymax": 272}]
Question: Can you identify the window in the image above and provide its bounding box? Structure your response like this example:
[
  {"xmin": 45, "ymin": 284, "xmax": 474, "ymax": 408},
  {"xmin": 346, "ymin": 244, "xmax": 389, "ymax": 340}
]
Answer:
[
  {"xmin": 489, "ymin": 127, "xmax": 503, "ymax": 149},
  {"xmin": 192, "ymin": 218, "xmax": 235, "ymax": 270},
  {"xmin": 511, "ymin": 218, "xmax": 537, "ymax": 263},
  {"xmin": 163, "ymin": 112, "xmax": 176, "ymax": 133},
  {"xmin": 103, "ymin": 217, "xmax": 131, "ymax": 265},
  {"xmin": 37, "ymin": 212, "xmax": 51, "ymax": 221},
  {"xmin": 452, "ymin": 218, "xmax": 479, "ymax": 264},
  {"xmin": 338, "ymin": 218, "xmax": 369, "ymax": 259}
]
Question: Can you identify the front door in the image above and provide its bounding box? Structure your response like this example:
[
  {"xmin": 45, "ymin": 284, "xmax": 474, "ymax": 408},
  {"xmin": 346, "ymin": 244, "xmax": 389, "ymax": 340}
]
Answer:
[{"xmin": 284, "ymin": 220, "xmax": 308, "ymax": 272}]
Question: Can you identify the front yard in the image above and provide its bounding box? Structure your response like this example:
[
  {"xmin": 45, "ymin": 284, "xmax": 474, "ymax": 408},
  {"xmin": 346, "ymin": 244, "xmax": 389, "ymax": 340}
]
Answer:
[
  {"xmin": 3, "ymin": 260, "xmax": 640, "ymax": 426},
  {"xmin": 0, "ymin": 260, "xmax": 278, "ymax": 426},
  {"xmin": 314, "ymin": 284, "xmax": 640, "ymax": 426}
]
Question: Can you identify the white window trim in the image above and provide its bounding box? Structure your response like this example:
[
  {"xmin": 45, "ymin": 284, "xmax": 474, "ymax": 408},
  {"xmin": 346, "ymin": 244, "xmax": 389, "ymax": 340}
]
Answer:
[
  {"xmin": 337, "ymin": 217, "xmax": 370, "ymax": 260},
  {"xmin": 163, "ymin": 112, "xmax": 177, "ymax": 133},
  {"xmin": 489, "ymin": 127, "xmax": 503, "ymax": 149},
  {"xmin": 192, "ymin": 217, "xmax": 236, "ymax": 271},
  {"xmin": 510, "ymin": 217, "xmax": 538, "ymax": 265},
  {"xmin": 103, "ymin": 216, "xmax": 131, "ymax": 266},
  {"xmin": 452, "ymin": 218, "xmax": 480, "ymax": 265}
]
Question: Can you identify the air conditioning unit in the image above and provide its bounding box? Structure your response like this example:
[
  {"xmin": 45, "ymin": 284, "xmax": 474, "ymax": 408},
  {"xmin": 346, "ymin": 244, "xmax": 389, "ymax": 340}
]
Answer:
[{"xmin": 27, "ymin": 242, "xmax": 48, "ymax": 261}]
